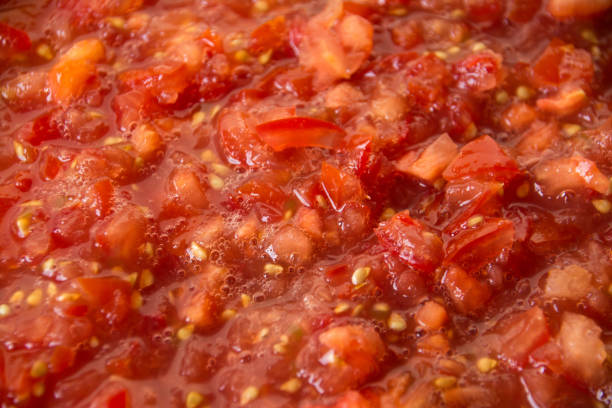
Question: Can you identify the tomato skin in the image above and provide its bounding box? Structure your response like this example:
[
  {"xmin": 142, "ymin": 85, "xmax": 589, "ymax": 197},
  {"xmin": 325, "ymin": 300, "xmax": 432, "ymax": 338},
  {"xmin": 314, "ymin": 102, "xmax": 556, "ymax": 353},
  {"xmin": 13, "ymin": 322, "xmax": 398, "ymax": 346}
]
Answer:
[
  {"xmin": 454, "ymin": 51, "xmax": 503, "ymax": 92},
  {"xmin": 256, "ymin": 117, "xmax": 346, "ymax": 151},
  {"xmin": 376, "ymin": 211, "xmax": 443, "ymax": 274},
  {"xmin": 442, "ymin": 135, "xmax": 520, "ymax": 183}
]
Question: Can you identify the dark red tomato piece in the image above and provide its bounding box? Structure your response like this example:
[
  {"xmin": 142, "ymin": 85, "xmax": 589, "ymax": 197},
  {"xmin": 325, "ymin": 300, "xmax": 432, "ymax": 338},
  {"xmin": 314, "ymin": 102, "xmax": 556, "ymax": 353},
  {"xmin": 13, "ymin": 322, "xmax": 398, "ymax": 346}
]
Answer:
[
  {"xmin": 442, "ymin": 265, "xmax": 491, "ymax": 314},
  {"xmin": 0, "ymin": 21, "xmax": 32, "ymax": 57},
  {"xmin": 531, "ymin": 41, "xmax": 594, "ymax": 88},
  {"xmin": 442, "ymin": 135, "xmax": 520, "ymax": 183},
  {"xmin": 237, "ymin": 177, "xmax": 287, "ymax": 209},
  {"xmin": 94, "ymin": 206, "xmax": 147, "ymax": 265},
  {"xmin": 464, "ymin": 0, "xmax": 504, "ymax": 23},
  {"xmin": 454, "ymin": 51, "xmax": 503, "ymax": 92},
  {"xmin": 442, "ymin": 180, "xmax": 503, "ymax": 233},
  {"xmin": 376, "ymin": 210, "xmax": 443, "ymax": 274},
  {"xmin": 118, "ymin": 63, "xmax": 190, "ymax": 105},
  {"xmin": 255, "ymin": 117, "xmax": 346, "ymax": 151},
  {"xmin": 506, "ymin": 0, "xmax": 541, "ymax": 22},
  {"xmin": 77, "ymin": 277, "xmax": 132, "ymax": 307},
  {"xmin": 112, "ymin": 90, "xmax": 161, "ymax": 131},
  {"xmin": 83, "ymin": 178, "xmax": 115, "ymax": 218},
  {"xmin": 51, "ymin": 206, "xmax": 94, "ymax": 247},
  {"xmin": 14, "ymin": 110, "xmax": 62, "ymax": 146},
  {"xmin": 321, "ymin": 162, "xmax": 365, "ymax": 211},
  {"xmin": 493, "ymin": 306, "xmax": 550, "ymax": 368},
  {"xmin": 249, "ymin": 15, "xmax": 288, "ymax": 55},
  {"xmin": 89, "ymin": 385, "xmax": 130, "ymax": 408},
  {"xmin": 444, "ymin": 217, "xmax": 515, "ymax": 272},
  {"xmin": 50, "ymin": 345, "xmax": 76, "ymax": 375}
]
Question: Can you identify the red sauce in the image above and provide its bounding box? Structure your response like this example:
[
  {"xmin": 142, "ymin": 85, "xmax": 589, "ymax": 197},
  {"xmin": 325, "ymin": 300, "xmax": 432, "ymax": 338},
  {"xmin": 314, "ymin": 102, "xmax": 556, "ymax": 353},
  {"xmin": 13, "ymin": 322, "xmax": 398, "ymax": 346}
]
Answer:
[{"xmin": 0, "ymin": 0, "xmax": 611, "ymax": 407}]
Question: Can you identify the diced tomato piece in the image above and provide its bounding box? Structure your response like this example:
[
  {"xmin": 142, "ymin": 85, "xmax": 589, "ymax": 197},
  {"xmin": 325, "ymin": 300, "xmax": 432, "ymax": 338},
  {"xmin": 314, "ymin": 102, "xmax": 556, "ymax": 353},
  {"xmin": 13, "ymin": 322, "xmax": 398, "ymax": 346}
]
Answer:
[
  {"xmin": 442, "ymin": 265, "xmax": 491, "ymax": 314},
  {"xmin": 83, "ymin": 178, "xmax": 115, "ymax": 218},
  {"xmin": 494, "ymin": 307, "xmax": 550, "ymax": 368},
  {"xmin": 444, "ymin": 218, "xmax": 515, "ymax": 272},
  {"xmin": 14, "ymin": 110, "xmax": 61, "ymax": 146},
  {"xmin": 50, "ymin": 346, "xmax": 76, "ymax": 374},
  {"xmin": 515, "ymin": 121, "xmax": 559, "ymax": 158},
  {"xmin": 218, "ymin": 110, "xmax": 273, "ymax": 168},
  {"xmin": 249, "ymin": 15, "xmax": 289, "ymax": 55},
  {"xmin": 376, "ymin": 210, "xmax": 443, "ymax": 274},
  {"xmin": 77, "ymin": 277, "xmax": 132, "ymax": 308},
  {"xmin": 557, "ymin": 312, "xmax": 606, "ymax": 384},
  {"xmin": 166, "ymin": 167, "xmax": 209, "ymax": 213},
  {"xmin": 256, "ymin": 117, "xmax": 345, "ymax": 152},
  {"xmin": 395, "ymin": 133, "xmax": 458, "ymax": 183},
  {"xmin": 299, "ymin": 1, "xmax": 373, "ymax": 86},
  {"xmin": 51, "ymin": 206, "xmax": 94, "ymax": 247},
  {"xmin": 112, "ymin": 90, "xmax": 161, "ymax": 131},
  {"xmin": 506, "ymin": 0, "xmax": 542, "ymax": 22},
  {"xmin": 118, "ymin": 63, "xmax": 190, "ymax": 105},
  {"xmin": 532, "ymin": 41, "xmax": 593, "ymax": 88},
  {"xmin": 237, "ymin": 177, "xmax": 287, "ymax": 209},
  {"xmin": 464, "ymin": 0, "xmax": 504, "ymax": 23},
  {"xmin": 89, "ymin": 385, "xmax": 130, "ymax": 408},
  {"xmin": 297, "ymin": 324, "xmax": 384, "ymax": 393},
  {"xmin": 534, "ymin": 156, "xmax": 609, "ymax": 196},
  {"xmin": 442, "ymin": 135, "xmax": 520, "ymax": 183},
  {"xmin": 267, "ymin": 225, "xmax": 313, "ymax": 264},
  {"xmin": 94, "ymin": 206, "xmax": 148, "ymax": 264},
  {"xmin": 415, "ymin": 301, "xmax": 448, "ymax": 330},
  {"xmin": 0, "ymin": 21, "xmax": 31, "ymax": 58},
  {"xmin": 49, "ymin": 39, "xmax": 105, "ymax": 105},
  {"xmin": 321, "ymin": 162, "xmax": 365, "ymax": 211},
  {"xmin": 544, "ymin": 265, "xmax": 592, "ymax": 300},
  {"xmin": 454, "ymin": 51, "xmax": 503, "ymax": 92},
  {"xmin": 501, "ymin": 103, "xmax": 536, "ymax": 133},
  {"xmin": 536, "ymin": 86, "xmax": 587, "ymax": 116},
  {"xmin": 547, "ymin": 0, "xmax": 612, "ymax": 18}
]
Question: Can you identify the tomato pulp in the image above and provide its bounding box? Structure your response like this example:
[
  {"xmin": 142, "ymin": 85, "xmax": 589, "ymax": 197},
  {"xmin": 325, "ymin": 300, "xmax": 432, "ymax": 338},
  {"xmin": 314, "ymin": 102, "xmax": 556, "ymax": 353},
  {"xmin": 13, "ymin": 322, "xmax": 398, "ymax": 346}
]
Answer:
[{"xmin": 0, "ymin": 0, "xmax": 611, "ymax": 407}]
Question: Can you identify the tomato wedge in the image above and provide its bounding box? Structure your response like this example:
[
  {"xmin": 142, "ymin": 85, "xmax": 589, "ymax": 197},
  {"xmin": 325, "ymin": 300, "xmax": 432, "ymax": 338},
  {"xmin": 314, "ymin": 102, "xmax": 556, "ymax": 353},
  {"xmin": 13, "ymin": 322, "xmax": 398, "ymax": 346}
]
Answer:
[{"xmin": 255, "ymin": 116, "xmax": 346, "ymax": 151}]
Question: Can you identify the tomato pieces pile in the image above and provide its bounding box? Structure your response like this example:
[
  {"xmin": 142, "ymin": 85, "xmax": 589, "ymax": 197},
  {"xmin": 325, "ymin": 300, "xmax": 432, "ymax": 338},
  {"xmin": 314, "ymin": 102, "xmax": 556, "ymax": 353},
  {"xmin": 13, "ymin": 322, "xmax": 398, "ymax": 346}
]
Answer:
[{"xmin": 0, "ymin": 0, "xmax": 611, "ymax": 407}]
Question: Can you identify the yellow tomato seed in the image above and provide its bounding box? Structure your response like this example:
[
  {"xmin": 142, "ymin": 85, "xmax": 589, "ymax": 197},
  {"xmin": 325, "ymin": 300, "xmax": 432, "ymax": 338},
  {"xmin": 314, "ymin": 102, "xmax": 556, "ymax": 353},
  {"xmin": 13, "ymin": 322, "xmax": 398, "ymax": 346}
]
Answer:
[
  {"xmin": 516, "ymin": 182, "xmax": 530, "ymax": 198},
  {"xmin": 192, "ymin": 111, "xmax": 206, "ymax": 127},
  {"xmin": 177, "ymin": 324, "xmax": 195, "ymax": 341},
  {"xmin": 592, "ymin": 199, "xmax": 611, "ymax": 214},
  {"xmin": 476, "ymin": 357, "xmax": 498, "ymax": 373},
  {"xmin": 36, "ymin": 43, "xmax": 54, "ymax": 60},
  {"xmin": 516, "ymin": 85, "xmax": 533, "ymax": 101},
  {"xmin": 280, "ymin": 378, "xmax": 301, "ymax": 393},
  {"xmin": 26, "ymin": 289, "xmax": 43, "ymax": 306},
  {"xmin": 10, "ymin": 290, "xmax": 24, "ymax": 304},
  {"xmin": 380, "ymin": 207, "xmax": 396, "ymax": 220},
  {"xmin": 222, "ymin": 309, "xmax": 237, "ymax": 320},
  {"xmin": 434, "ymin": 376, "xmax": 457, "ymax": 389},
  {"xmin": 209, "ymin": 174, "xmax": 225, "ymax": 190},
  {"xmin": 334, "ymin": 302, "xmax": 350, "ymax": 314},
  {"xmin": 140, "ymin": 269, "xmax": 154, "ymax": 288},
  {"xmin": 388, "ymin": 312, "xmax": 407, "ymax": 332},
  {"xmin": 30, "ymin": 360, "xmax": 48, "ymax": 378},
  {"xmin": 0, "ymin": 304, "xmax": 10, "ymax": 317},
  {"xmin": 32, "ymin": 382, "xmax": 45, "ymax": 397},
  {"xmin": 467, "ymin": 215, "xmax": 484, "ymax": 227},
  {"xmin": 263, "ymin": 263, "xmax": 284, "ymax": 276},
  {"xmin": 351, "ymin": 266, "xmax": 371, "ymax": 285},
  {"xmin": 186, "ymin": 391, "xmax": 204, "ymax": 408},
  {"xmin": 495, "ymin": 90, "xmax": 509, "ymax": 104},
  {"xmin": 131, "ymin": 292, "xmax": 143, "ymax": 309},
  {"xmin": 240, "ymin": 386, "xmax": 259, "ymax": 406}
]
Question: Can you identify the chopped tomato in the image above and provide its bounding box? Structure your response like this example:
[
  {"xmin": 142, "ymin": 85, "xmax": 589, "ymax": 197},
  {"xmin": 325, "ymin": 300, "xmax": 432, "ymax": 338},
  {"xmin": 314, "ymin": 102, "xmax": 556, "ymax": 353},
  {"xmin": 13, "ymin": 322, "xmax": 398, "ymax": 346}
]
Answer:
[
  {"xmin": 94, "ymin": 205, "xmax": 148, "ymax": 265},
  {"xmin": 547, "ymin": 0, "xmax": 612, "ymax": 18},
  {"xmin": 256, "ymin": 117, "xmax": 346, "ymax": 152},
  {"xmin": 534, "ymin": 156, "xmax": 610, "ymax": 196},
  {"xmin": 49, "ymin": 39, "xmax": 105, "ymax": 105},
  {"xmin": 442, "ymin": 135, "xmax": 520, "ymax": 183},
  {"xmin": 444, "ymin": 218, "xmax": 515, "ymax": 272},
  {"xmin": 544, "ymin": 265, "xmax": 593, "ymax": 301},
  {"xmin": 454, "ymin": 51, "xmax": 503, "ymax": 92},
  {"xmin": 0, "ymin": 21, "xmax": 31, "ymax": 58},
  {"xmin": 376, "ymin": 210, "xmax": 443, "ymax": 274},
  {"xmin": 395, "ymin": 133, "xmax": 458, "ymax": 184},
  {"xmin": 532, "ymin": 41, "xmax": 593, "ymax": 89},
  {"xmin": 321, "ymin": 162, "xmax": 365, "ymax": 211},
  {"xmin": 494, "ymin": 307, "xmax": 550, "ymax": 368},
  {"xmin": 557, "ymin": 312, "xmax": 607, "ymax": 384},
  {"xmin": 442, "ymin": 265, "xmax": 491, "ymax": 314}
]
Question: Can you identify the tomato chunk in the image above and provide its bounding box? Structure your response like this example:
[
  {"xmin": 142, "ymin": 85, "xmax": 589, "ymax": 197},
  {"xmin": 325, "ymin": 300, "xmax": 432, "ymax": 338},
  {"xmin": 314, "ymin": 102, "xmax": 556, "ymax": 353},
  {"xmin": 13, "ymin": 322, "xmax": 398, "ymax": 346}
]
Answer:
[
  {"xmin": 321, "ymin": 162, "xmax": 365, "ymax": 211},
  {"xmin": 494, "ymin": 307, "xmax": 550, "ymax": 368},
  {"xmin": 534, "ymin": 156, "xmax": 610, "ymax": 196},
  {"xmin": 442, "ymin": 265, "xmax": 491, "ymax": 314},
  {"xmin": 376, "ymin": 211, "xmax": 443, "ymax": 274},
  {"xmin": 442, "ymin": 135, "xmax": 520, "ymax": 183},
  {"xmin": 0, "ymin": 22, "xmax": 31, "ymax": 58},
  {"xmin": 395, "ymin": 133, "xmax": 458, "ymax": 184},
  {"xmin": 256, "ymin": 117, "xmax": 346, "ymax": 152}
]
